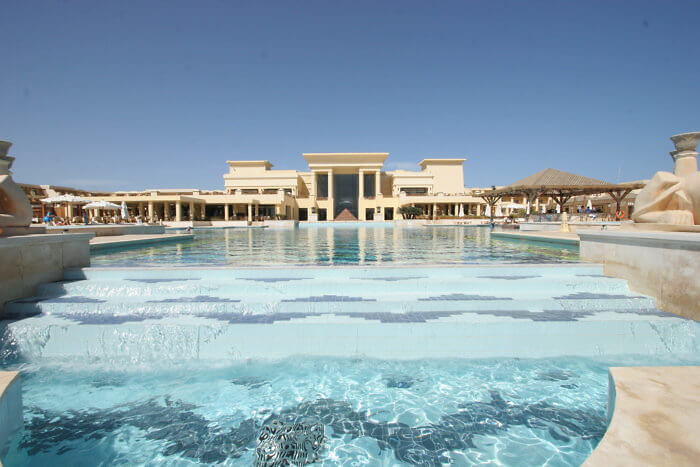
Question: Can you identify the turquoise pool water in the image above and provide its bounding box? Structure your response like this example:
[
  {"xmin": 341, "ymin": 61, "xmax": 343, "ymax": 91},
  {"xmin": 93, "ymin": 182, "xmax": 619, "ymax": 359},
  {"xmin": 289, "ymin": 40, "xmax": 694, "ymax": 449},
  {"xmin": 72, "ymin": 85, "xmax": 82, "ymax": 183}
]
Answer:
[
  {"xmin": 90, "ymin": 225, "xmax": 579, "ymax": 267},
  {"xmin": 2, "ymin": 226, "xmax": 696, "ymax": 465},
  {"xmin": 3, "ymin": 355, "xmax": 698, "ymax": 466}
]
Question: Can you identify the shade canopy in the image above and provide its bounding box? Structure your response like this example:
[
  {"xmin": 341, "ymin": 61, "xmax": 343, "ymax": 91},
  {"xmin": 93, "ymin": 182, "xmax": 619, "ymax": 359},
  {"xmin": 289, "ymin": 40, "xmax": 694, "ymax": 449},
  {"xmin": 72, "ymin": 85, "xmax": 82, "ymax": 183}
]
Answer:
[
  {"xmin": 83, "ymin": 200, "xmax": 121, "ymax": 210},
  {"xmin": 41, "ymin": 194, "xmax": 91, "ymax": 204}
]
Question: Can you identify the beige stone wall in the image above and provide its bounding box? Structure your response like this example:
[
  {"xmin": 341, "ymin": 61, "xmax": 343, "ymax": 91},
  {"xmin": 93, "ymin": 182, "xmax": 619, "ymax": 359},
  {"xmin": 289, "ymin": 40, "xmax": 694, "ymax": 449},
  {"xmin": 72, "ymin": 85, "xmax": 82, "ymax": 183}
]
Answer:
[
  {"xmin": 579, "ymin": 231, "xmax": 700, "ymax": 320},
  {"xmin": 420, "ymin": 160, "xmax": 466, "ymax": 194},
  {"xmin": 0, "ymin": 233, "xmax": 93, "ymax": 313}
]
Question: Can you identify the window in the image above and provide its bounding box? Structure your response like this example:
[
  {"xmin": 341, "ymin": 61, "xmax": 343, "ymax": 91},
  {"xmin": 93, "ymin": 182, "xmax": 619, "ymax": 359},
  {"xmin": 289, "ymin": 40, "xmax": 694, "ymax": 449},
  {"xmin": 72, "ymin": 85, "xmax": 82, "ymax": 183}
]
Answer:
[
  {"xmin": 333, "ymin": 173, "xmax": 359, "ymax": 219},
  {"xmin": 400, "ymin": 187, "xmax": 428, "ymax": 195},
  {"xmin": 317, "ymin": 174, "xmax": 328, "ymax": 198},
  {"xmin": 363, "ymin": 173, "xmax": 375, "ymax": 197}
]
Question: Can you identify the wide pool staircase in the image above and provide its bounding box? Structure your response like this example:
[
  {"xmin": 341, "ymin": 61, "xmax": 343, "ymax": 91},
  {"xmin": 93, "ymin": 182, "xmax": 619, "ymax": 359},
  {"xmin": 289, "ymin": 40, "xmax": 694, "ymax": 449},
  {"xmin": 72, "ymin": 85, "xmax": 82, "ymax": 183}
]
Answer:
[{"xmin": 1, "ymin": 264, "xmax": 696, "ymax": 363}]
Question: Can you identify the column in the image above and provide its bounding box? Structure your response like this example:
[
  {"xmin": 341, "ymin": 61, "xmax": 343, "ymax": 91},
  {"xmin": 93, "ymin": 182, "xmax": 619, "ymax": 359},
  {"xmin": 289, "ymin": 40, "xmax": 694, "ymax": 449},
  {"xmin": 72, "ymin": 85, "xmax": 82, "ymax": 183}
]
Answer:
[
  {"xmin": 358, "ymin": 170, "xmax": 364, "ymax": 198},
  {"xmin": 138, "ymin": 203, "xmax": 145, "ymax": 218},
  {"xmin": 247, "ymin": 203, "xmax": 252, "ymax": 222},
  {"xmin": 327, "ymin": 169, "xmax": 334, "ymax": 220},
  {"xmin": 432, "ymin": 203, "xmax": 437, "ymax": 220},
  {"xmin": 224, "ymin": 203, "xmax": 230, "ymax": 221},
  {"xmin": 175, "ymin": 201, "xmax": 182, "ymax": 221},
  {"xmin": 254, "ymin": 203, "xmax": 259, "ymax": 219},
  {"xmin": 375, "ymin": 171, "xmax": 382, "ymax": 197},
  {"xmin": 311, "ymin": 172, "xmax": 317, "ymax": 198},
  {"xmin": 189, "ymin": 202, "xmax": 195, "ymax": 221},
  {"xmin": 148, "ymin": 201, "xmax": 154, "ymax": 220},
  {"xmin": 67, "ymin": 203, "xmax": 73, "ymax": 220}
]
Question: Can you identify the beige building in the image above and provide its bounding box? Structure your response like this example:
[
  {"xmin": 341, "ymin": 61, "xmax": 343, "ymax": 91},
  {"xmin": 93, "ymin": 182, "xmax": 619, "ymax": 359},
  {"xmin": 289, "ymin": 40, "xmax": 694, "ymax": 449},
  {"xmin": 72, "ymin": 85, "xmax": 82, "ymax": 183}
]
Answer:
[{"xmin": 84, "ymin": 153, "xmax": 487, "ymax": 222}]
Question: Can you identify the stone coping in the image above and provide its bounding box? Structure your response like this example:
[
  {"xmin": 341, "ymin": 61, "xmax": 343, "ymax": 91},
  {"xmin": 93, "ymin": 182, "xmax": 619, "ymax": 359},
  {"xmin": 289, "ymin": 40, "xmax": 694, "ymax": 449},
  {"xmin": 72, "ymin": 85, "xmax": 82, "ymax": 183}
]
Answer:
[
  {"xmin": 69, "ymin": 263, "xmax": 598, "ymax": 273},
  {"xmin": 585, "ymin": 366, "xmax": 700, "ymax": 466},
  {"xmin": 0, "ymin": 372, "xmax": 18, "ymax": 409},
  {"xmin": 89, "ymin": 233, "xmax": 195, "ymax": 251},
  {"xmin": 620, "ymin": 223, "xmax": 700, "ymax": 233},
  {"xmin": 46, "ymin": 224, "xmax": 159, "ymax": 230},
  {"xmin": 0, "ymin": 232, "xmax": 94, "ymax": 246},
  {"xmin": 490, "ymin": 231, "xmax": 580, "ymax": 246},
  {"xmin": 0, "ymin": 371, "xmax": 20, "ymax": 466},
  {"xmin": 579, "ymin": 230, "xmax": 700, "ymax": 251},
  {"xmin": 47, "ymin": 224, "xmax": 165, "ymax": 237}
]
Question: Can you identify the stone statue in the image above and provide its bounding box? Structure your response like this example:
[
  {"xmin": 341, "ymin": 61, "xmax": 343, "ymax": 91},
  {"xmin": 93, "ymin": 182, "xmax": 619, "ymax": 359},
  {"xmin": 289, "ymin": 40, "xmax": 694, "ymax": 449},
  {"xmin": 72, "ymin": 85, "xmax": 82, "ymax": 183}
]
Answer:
[
  {"xmin": 0, "ymin": 141, "xmax": 33, "ymax": 230},
  {"xmin": 632, "ymin": 132, "xmax": 700, "ymax": 225}
]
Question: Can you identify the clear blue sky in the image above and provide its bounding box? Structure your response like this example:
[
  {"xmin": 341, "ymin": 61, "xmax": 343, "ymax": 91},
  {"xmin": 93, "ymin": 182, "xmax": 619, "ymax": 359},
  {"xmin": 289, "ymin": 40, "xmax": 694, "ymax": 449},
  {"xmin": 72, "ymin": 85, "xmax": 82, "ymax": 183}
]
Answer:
[{"xmin": 3, "ymin": 1, "xmax": 699, "ymax": 191}]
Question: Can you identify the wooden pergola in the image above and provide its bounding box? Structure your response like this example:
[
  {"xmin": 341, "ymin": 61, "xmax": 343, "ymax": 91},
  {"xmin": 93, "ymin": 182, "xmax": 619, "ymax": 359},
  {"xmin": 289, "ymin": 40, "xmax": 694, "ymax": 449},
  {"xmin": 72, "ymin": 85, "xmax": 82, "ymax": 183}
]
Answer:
[{"xmin": 478, "ymin": 168, "xmax": 645, "ymax": 221}]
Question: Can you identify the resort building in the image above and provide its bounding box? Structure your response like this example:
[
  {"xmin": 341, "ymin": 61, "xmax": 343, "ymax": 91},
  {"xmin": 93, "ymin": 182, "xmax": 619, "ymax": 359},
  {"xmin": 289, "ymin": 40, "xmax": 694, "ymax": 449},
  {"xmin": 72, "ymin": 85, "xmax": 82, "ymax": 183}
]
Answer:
[
  {"xmin": 78, "ymin": 153, "xmax": 487, "ymax": 223},
  {"xmin": 21, "ymin": 154, "xmax": 647, "ymax": 224}
]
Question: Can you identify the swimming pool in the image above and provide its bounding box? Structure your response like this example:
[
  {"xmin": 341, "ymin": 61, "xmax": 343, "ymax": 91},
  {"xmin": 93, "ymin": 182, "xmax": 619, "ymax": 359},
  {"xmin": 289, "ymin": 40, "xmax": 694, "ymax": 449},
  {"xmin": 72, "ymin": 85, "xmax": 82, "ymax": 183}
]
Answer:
[
  {"xmin": 1, "ymin": 225, "xmax": 697, "ymax": 465},
  {"xmin": 91, "ymin": 225, "xmax": 579, "ymax": 267},
  {"xmin": 3, "ymin": 355, "xmax": 698, "ymax": 466}
]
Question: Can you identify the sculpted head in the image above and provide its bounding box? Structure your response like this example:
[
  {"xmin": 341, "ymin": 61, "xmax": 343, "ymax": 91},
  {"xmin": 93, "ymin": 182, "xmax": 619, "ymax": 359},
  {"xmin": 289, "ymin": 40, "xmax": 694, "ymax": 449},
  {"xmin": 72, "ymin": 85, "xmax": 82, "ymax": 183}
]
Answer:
[{"xmin": 0, "ymin": 141, "xmax": 14, "ymax": 176}]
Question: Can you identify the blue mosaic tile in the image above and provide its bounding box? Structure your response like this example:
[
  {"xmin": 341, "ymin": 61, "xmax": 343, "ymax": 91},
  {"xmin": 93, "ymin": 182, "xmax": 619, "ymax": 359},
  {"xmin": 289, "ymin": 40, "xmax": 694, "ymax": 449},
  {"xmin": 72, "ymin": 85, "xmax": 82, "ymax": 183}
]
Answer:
[
  {"xmin": 242, "ymin": 278, "xmax": 311, "ymax": 282},
  {"xmin": 335, "ymin": 310, "xmax": 465, "ymax": 323},
  {"xmin": 536, "ymin": 370, "xmax": 575, "ymax": 381},
  {"xmin": 126, "ymin": 278, "xmax": 198, "ymax": 283},
  {"xmin": 418, "ymin": 293, "xmax": 512, "ymax": 301},
  {"xmin": 147, "ymin": 296, "xmax": 241, "ymax": 303},
  {"xmin": 281, "ymin": 295, "xmax": 376, "ymax": 303},
  {"xmin": 18, "ymin": 306, "xmax": 676, "ymax": 326},
  {"xmin": 359, "ymin": 276, "xmax": 427, "ymax": 281},
  {"xmin": 477, "ymin": 275, "xmax": 540, "ymax": 280},
  {"xmin": 384, "ymin": 375, "xmax": 418, "ymax": 388},
  {"xmin": 13, "ymin": 296, "xmax": 106, "ymax": 304},
  {"xmin": 18, "ymin": 393, "xmax": 606, "ymax": 465},
  {"xmin": 231, "ymin": 377, "xmax": 270, "ymax": 389},
  {"xmin": 195, "ymin": 311, "xmax": 315, "ymax": 324},
  {"xmin": 553, "ymin": 292, "xmax": 647, "ymax": 300}
]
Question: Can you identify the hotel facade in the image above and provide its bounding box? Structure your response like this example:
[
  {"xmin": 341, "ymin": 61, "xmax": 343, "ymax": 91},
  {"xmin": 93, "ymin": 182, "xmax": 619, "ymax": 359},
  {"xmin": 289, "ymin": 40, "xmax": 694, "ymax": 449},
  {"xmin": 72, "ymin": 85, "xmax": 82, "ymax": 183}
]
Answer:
[
  {"xmin": 79, "ymin": 153, "xmax": 488, "ymax": 223},
  {"xmin": 21, "ymin": 152, "xmax": 643, "ymax": 224}
]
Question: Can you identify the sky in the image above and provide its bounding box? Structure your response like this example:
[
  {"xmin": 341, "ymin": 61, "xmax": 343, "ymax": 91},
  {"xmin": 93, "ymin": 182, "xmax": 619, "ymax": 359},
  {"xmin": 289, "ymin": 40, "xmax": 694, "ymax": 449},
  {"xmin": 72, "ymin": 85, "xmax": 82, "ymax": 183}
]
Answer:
[{"xmin": 2, "ymin": 0, "xmax": 700, "ymax": 191}]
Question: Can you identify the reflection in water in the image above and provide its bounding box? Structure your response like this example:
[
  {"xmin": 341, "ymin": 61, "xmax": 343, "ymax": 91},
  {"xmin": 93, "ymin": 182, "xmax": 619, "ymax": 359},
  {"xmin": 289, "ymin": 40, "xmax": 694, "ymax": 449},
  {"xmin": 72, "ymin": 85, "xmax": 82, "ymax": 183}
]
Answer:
[{"xmin": 91, "ymin": 225, "xmax": 579, "ymax": 267}]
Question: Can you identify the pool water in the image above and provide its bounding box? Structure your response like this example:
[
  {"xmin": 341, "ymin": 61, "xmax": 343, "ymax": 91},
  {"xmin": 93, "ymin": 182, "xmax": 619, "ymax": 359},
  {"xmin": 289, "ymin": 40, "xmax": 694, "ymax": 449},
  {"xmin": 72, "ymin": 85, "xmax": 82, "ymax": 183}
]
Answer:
[
  {"xmin": 4, "ymin": 355, "xmax": 697, "ymax": 466},
  {"xmin": 90, "ymin": 225, "xmax": 579, "ymax": 267},
  {"xmin": 2, "ymin": 225, "xmax": 696, "ymax": 466}
]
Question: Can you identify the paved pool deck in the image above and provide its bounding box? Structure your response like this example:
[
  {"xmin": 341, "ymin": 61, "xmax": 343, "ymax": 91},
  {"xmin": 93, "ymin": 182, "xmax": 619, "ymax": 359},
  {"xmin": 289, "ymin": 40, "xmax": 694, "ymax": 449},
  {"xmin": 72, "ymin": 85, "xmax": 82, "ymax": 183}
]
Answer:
[
  {"xmin": 89, "ymin": 233, "xmax": 194, "ymax": 251},
  {"xmin": 490, "ymin": 230, "xmax": 580, "ymax": 246},
  {"xmin": 585, "ymin": 366, "xmax": 700, "ymax": 466}
]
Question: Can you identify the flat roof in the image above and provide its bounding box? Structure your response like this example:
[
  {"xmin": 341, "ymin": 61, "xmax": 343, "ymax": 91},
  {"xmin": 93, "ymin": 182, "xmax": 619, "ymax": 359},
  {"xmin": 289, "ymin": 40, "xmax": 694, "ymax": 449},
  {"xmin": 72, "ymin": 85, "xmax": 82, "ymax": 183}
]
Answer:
[
  {"xmin": 226, "ymin": 160, "xmax": 273, "ymax": 169},
  {"xmin": 419, "ymin": 158, "xmax": 467, "ymax": 167}
]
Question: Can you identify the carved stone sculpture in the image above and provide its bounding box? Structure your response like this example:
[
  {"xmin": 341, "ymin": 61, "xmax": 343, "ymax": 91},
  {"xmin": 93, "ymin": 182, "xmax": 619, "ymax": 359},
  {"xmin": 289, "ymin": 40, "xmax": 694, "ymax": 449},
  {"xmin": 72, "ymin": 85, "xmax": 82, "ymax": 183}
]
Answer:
[
  {"xmin": 632, "ymin": 132, "xmax": 700, "ymax": 225},
  {"xmin": 0, "ymin": 141, "xmax": 33, "ymax": 230}
]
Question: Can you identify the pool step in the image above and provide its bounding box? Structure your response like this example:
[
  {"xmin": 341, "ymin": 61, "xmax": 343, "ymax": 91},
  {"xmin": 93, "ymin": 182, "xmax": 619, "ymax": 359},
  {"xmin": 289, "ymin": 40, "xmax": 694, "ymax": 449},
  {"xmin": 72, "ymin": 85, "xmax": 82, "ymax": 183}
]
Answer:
[
  {"xmin": 1, "ymin": 313, "xmax": 695, "ymax": 363},
  {"xmin": 1, "ymin": 265, "xmax": 694, "ymax": 363},
  {"xmin": 32, "ymin": 275, "xmax": 633, "ymax": 301}
]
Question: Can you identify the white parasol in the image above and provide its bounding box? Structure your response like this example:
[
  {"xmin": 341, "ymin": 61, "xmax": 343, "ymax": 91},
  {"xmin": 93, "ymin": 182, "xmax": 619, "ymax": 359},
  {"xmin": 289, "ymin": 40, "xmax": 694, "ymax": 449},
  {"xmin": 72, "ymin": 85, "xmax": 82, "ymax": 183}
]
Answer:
[
  {"xmin": 83, "ymin": 200, "xmax": 121, "ymax": 210},
  {"xmin": 41, "ymin": 194, "xmax": 91, "ymax": 204}
]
